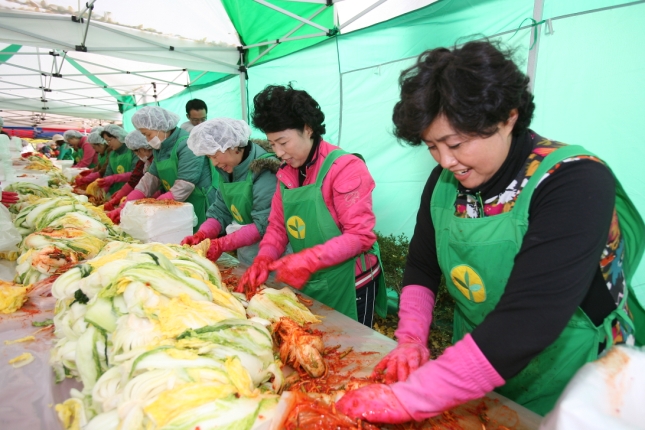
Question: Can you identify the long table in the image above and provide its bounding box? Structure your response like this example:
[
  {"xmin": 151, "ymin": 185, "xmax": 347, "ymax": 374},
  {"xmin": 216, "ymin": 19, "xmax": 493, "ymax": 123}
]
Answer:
[{"xmin": 0, "ymin": 254, "xmax": 542, "ymax": 429}]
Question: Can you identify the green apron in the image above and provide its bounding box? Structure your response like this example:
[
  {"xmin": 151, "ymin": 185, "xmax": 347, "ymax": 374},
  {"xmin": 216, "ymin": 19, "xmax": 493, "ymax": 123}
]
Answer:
[
  {"xmin": 57, "ymin": 143, "xmax": 74, "ymax": 161},
  {"xmin": 73, "ymin": 147, "xmax": 83, "ymax": 164},
  {"xmin": 219, "ymin": 153, "xmax": 274, "ymax": 265},
  {"xmin": 281, "ymin": 149, "xmax": 387, "ymax": 320},
  {"xmin": 97, "ymin": 152, "xmax": 107, "ymax": 169},
  {"xmin": 432, "ymin": 145, "xmax": 645, "ymax": 416},
  {"xmin": 155, "ymin": 135, "xmax": 211, "ymax": 232},
  {"xmin": 107, "ymin": 148, "xmax": 134, "ymax": 196}
]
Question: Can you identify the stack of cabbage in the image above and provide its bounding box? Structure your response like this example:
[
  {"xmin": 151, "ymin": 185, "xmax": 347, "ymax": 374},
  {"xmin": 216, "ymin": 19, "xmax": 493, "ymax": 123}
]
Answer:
[
  {"xmin": 13, "ymin": 196, "xmax": 128, "ymax": 284},
  {"xmin": 23, "ymin": 154, "xmax": 69, "ymax": 187},
  {"xmin": 51, "ymin": 242, "xmax": 283, "ymax": 430},
  {"xmin": 3, "ymin": 182, "xmax": 78, "ymax": 214}
]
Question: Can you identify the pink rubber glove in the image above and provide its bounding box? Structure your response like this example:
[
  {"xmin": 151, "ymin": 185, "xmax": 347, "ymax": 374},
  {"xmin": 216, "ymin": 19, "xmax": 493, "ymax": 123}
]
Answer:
[
  {"xmin": 106, "ymin": 207, "xmax": 122, "ymax": 224},
  {"xmin": 97, "ymin": 172, "xmax": 130, "ymax": 188},
  {"xmin": 339, "ymin": 334, "xmax": 505, "ymax": 423},
  {"xmin": 268, "ymin": 243, "xmax": 337, "ymax": 289},
  {"xmin": 236, "ymin": 255, "xmax": 274, "ymax": 298},
  {"xmin": 372, "ymin": 286, "xmax": 435, "ymax": 384},
  {"xmin": 76, "ymin": 171, "xmax": 100, "ymax": 186},
  {"xmin": 207, "ymin": 224, "xmax": 261, "ymax": 262},
  {"xmin": 181, "ymin": 231, "xmax": 207, "ymax": 246},
  {"xmin": 125, "ymin": 189, "xmax": 146, "ymax": 202},
  {"xmin": 336, "ymin": 384, "xmax": 412, "ymax": 424},
  {"xmin": 157, "ymin": 191, "xmax": 174, "ymax": 200}
]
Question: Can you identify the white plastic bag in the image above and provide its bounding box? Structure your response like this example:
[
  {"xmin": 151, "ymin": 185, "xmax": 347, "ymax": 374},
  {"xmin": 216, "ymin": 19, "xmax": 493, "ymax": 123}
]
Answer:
[
  {"xmin": 0, "ymin": 204, "xmax": 21, "ymax": 252},
  {"xmin": 540, "ymin": 345, "xmax": 645, "ymax": 430},
  {"xmin": 120, "ymin": 200, "xmax": 196, "ymax": 244}
]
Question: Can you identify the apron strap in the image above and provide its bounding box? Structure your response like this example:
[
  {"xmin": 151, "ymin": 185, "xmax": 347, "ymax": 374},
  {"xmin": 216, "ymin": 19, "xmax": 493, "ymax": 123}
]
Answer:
[{"xmin": 512, "ymin": 145, "xmax": 597, "ymax": 216}]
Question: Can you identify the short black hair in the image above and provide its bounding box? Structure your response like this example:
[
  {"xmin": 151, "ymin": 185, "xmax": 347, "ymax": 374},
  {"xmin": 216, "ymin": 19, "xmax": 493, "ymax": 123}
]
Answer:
[
  {"xmin": 392, "ymin": 40, "xmax": 535, "ymax": 145},
  {"xmin": 100, "ymin": 131, "xmax": 115, "ymax": 140},
  {"xmin": 185, "ymin": 99, "xmax": 207, "ymax": 115},
  {"xmin": 251, "ymin": 84, "xmax": 325, "ymax": 141}
]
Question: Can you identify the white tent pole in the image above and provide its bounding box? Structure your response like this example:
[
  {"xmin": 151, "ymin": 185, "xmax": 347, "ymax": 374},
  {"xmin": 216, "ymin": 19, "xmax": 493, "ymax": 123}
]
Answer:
[
  {"xmin": 0, "ymin": 52, "xmax": 52, "ymax": 56},
  {"xmin": 189, "ymin": 71, "xmax": 208, "ymax": 86},
  {"xmin": 77, "ymin": 0, "xmax": 98, "ymax": 20},
  {"xmin": 339, "ymin": 0, "xmax": 389, "ymax": 30},
  {"xmin": 527, "ymin": 0, "xmax": 544, "ymax": 92},
  {"xmin": 36, "ymin": 47, "xmax": 47, "ymax": 105},
  {"xmin": 247, "ymin": 31, "xmax": 327, "ymax": 49},
  {"xmin": 246, "ymin": 7, "xmax": 327, "ymax": 67},
  {"xmin": 253, "ymin": 0, "xmax": 331, "ymax": 33}
]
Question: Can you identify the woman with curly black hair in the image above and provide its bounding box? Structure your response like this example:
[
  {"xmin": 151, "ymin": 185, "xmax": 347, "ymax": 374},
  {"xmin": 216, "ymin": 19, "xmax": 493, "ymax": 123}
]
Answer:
[
  {"xmin": 236, "ymin": 84, "xmax": 387, "ymax": 327},
  {"xmin": 336, "ymin": 40, "xmax": 644, "ymax": 421}
]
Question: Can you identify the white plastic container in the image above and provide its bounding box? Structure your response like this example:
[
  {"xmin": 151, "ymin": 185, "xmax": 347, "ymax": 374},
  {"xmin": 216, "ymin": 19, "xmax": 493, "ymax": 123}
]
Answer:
[{"xmin": 120, "ymin": 200, "xmax": 196, "ymax": 244}]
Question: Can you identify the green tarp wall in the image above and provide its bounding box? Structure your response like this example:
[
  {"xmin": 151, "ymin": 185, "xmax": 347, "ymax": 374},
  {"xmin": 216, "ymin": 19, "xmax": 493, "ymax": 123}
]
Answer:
[{"xmin": 123, "ymin": 0, "xmax": 645, "ymax": 288}]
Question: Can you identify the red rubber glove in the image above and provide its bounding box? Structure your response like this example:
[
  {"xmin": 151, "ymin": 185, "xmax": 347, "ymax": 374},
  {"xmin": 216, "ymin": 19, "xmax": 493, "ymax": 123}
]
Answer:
[
  {"xmin": 97, "ymin": 176, "xmax": 117, "ymax": 188},
  {"xmin": 103, "ymin": 184, "xmax": 132, "ymax": 211},
  {"xmin": 372, "ymin": 286, "xmax": 435, "ymax": 384},
  {"xmin": 103, "ymin": 200, "xmax": 115, "ymax": 211},
  {"xmin": 76, "ymin": 171, "xmax": 100, "ymax": 186},
  {"xmin": 181, "ymin": 231, "xmax": 207, "ymax": 246},
  {"xmin": 336, "ymin": 384, "xmax": 412, "ymax": 424},
  {"xmin": 106, "ymin": 207, "xmax": 122, "ymax": 224},
  {"xmin": 267, "ymin": 248, "xmax": 321, "ymax": 289},
  {"xmin": 77, "ymin": 170, "xmax": 93, "ymax": 177},
  {"xmin": 157, "ymin": 192, "xmax": 174, "ymax": 200},
  {"xmin": 1, "ymin": 191, "xmax": 19, "ymax": 207},
  {"xmin": 236, "ymin": 255, "xmax": 274, "ymax": 298},
  {"xmin": 206, "ymin": 239, "xmax": 223, "ymax": 262}
]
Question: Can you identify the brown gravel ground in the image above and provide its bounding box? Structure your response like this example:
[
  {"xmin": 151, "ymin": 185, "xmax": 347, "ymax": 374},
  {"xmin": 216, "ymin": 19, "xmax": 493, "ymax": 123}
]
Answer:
[{"xmin": 373, "ymin": 282, "xmax": 455, "ymax": 359}]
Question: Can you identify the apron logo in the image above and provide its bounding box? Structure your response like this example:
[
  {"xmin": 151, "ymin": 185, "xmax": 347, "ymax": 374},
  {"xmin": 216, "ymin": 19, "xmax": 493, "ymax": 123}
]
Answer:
[
  {"xmin": 162, "ymin": 179, "xmax": 171, "ymax": 191},
  {"xmin": 231, "ymin": 205, "xmax": 243, "ymax": 223},
  {"xmin": 450, "ymin": 265, "xmax": 486, "ymax": 303},
  {"xmin": 116, "ymin": 165, "xmax": 125, "ymax": 174},
  {"xmin": 286, "ymin": 216, "xmax": 306, "ymax": 239}
]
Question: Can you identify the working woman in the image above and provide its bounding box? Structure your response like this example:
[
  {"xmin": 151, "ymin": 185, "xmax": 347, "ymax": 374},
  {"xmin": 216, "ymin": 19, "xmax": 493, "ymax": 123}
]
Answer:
[
  {"xmin": 97, "ymin": 125, "xmax": 137, "ymax": 198},
  {"xmin": 103, "ymin": 130, "xmax": 155, "ymax": 211},
  {"xmin": 58, "ymin": 130, "xmax": 79, "ymax": 161},
  {"xmin": 106, "ymin": 106, "xmax": 215, "ymax": 228},
  {"xmin": 336, "ymin": 40, "xmax": 644, "ymax": 422},
  {"xmin": 75, "ymin": 129, "xmax": 108, "ymax": 186},
  {"xmin": 181, "ymin": 117, "xmax": 281, "ymax": 266},
  {"xmin": 237, "ymin": 85, "xmax": 386, "ymax": 327}
]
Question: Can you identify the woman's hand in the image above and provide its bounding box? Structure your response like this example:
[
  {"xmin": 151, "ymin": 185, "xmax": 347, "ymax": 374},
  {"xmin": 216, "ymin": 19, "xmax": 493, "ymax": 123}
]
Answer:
[
  {"xmin": 372, "ymin": 343, "xmax": 430, "ymax": 384},
  {"xmin": 267, "ymin": 248, "xmax": 320, "ymax": 289},
  {"xmin": 335, "ymin": 384, "xmax": 412, "ymax": 424},
  {"xmin": 181, "ymin": 231, "xmax": 207, "ymax": 246},
  {"xmin": 206, "ymin": 239, "xmax": 223, "ymax": 262},
  {"xmin": 106, "ymin": 207, "xmax": 122, "ymax": 224},
  {"xmin": 236, "ymin": 255, "xmax": 273, "ymax": 298},
  {"xmin": 97, "ymin": 176, "xmax": 117, "ymax": 188}
]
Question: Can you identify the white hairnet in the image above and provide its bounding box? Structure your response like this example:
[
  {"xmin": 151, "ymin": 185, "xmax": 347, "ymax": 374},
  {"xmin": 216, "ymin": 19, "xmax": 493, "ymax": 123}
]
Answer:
[
  {"xmin": 125, "ymin": 130, "xmax": 151, "ymax": 150},
  {"xmin": 187, "ymin": 118, "xmax": 251, "ymax": 157},
  {"xmin": 102, "ymin": 124, "xmax": 127, "ymax": 142},
  {"xmin": 64, "ymin": 130, "xmax": 82, "ymax": 141},
  {"xmin": 131, "ymin": 106, "xmax": 179, "ymax": 131},
  {"xmin": 87, "ymin": 131, "xmax": 106, "ymax": 145}
]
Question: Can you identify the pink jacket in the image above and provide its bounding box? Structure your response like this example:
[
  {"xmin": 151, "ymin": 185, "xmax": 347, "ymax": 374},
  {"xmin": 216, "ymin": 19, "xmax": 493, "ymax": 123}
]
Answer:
[
  {"xmin": 74, "ymin": 139, "xmax": 98, "ymax": 168},
  {"xmin": 257, "ymin": 140, "xmax": 379, "ymax": 283}
]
